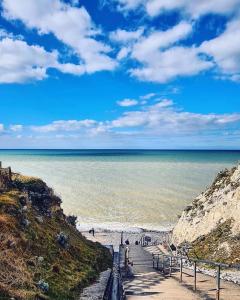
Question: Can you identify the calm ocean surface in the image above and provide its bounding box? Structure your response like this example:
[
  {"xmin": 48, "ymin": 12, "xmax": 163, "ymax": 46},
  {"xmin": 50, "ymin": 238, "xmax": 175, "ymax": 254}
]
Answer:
[{"xmin": 0, "ymin": 150, "xmax": 240, "ymax": 232}]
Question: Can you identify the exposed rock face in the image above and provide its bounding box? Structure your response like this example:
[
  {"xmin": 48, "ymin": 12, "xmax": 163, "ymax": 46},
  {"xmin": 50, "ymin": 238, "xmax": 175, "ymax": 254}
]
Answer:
[
  {"xmin": 172, "ymin": 164, "xmax": 240, "ymax": 246},
  {"xmin": 0, "ymin": 162, "xmax": 12, "ymax": 191}
]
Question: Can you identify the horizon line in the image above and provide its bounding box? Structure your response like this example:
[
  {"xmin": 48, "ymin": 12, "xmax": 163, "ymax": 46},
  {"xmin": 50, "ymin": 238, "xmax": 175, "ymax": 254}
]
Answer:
[{"xmin": 0, "ymin": 148, "xmax": 240, "ymax": 151}]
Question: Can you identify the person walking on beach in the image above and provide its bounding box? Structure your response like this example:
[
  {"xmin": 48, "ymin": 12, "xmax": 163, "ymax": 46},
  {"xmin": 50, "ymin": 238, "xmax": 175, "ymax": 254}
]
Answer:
[{"xmin": 89, "ymin": 228, "xmax": 95, "ymax": 237}]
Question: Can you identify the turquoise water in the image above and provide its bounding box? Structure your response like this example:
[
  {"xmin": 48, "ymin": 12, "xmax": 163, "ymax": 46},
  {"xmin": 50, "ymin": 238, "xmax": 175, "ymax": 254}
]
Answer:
[{"xmin": 0, "ymin": 150, "xmax": 240, "ymax": 231}]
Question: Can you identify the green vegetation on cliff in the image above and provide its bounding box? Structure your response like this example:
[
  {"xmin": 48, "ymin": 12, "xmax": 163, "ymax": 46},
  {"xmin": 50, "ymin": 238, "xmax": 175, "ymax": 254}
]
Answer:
[
  {"xmin": 189, "ymin": 219, "xmax": 240, "ymax": 265},
  {"xmin": 173, "ymin": 164, "xmax": 240, "ymax": 264},
  {"xmin": 0, "ymin": 173, "xmax": 112, "ymax": 300}
]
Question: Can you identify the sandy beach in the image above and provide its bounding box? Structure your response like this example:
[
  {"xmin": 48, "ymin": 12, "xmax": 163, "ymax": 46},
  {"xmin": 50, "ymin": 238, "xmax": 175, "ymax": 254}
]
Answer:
[{"xmin": 81, "ymin": 229, "xmax": 171, "ymax": 251}]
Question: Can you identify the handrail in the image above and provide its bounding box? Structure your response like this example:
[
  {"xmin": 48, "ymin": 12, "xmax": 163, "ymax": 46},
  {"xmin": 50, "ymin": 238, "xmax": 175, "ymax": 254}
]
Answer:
[
  {"xmin": 152, "ymin": 253, "xmax": 240, "ymax": 300},
  {"xmin": 103, "ymin": 250, "xmax": 124, "ymax": 300},
  {"xmin": 153, "ymin": 253, "xmax": 240, "ymax": 268},
  {"xmin": 139, "ymin": 234, "xmax": 145, "ymax": 246}
]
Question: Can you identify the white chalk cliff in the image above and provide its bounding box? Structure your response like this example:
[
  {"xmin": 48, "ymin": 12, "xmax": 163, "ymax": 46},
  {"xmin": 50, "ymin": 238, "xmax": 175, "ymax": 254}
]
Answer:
[{"xmin": 173, "ymin": 164, "xmax": 240, "ymax": 245}]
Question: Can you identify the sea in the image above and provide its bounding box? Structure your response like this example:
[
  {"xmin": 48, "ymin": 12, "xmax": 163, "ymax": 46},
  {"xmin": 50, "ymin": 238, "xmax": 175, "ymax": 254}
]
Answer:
[{"xmin": 0, "ymin": 149, "xmax": 239, "ymax": 232}]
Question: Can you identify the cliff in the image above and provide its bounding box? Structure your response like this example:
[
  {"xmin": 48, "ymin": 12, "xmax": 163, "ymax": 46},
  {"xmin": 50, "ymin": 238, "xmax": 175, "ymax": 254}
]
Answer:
[
  {"xmin": 172, "ymin": 164, "xmax": 240, "ymax": 264},
  {"xmin": 0, "ymin": 166, "xmax": 112, "ymax": 300},
  {"xmin": 0, "ymin": 161, "xmax": 12, "ymax": 191}
]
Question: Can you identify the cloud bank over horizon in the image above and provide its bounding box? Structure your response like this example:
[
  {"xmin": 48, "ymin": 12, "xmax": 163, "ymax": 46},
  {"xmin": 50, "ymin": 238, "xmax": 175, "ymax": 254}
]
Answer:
[{"xmin": 1, "ymin": 97, "xmax": 240, "ymax": 149}]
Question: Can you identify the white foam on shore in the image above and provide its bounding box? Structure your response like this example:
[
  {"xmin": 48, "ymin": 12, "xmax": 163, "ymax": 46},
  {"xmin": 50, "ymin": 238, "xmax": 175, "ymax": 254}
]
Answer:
[{"xmin": 76, "ymin": 219, "xmax": 173, "ymax": 233}]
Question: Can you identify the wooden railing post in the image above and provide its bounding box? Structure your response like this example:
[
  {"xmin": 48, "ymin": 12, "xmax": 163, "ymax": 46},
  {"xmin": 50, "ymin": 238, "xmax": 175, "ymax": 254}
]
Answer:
[
  {"xmin": 157, "ymin": 255, "xmax": 159, "ymax": 270},
  {"xmin": 216, "ymin": 265, "xmax": 221, "ymax": 300},
  {"xmin": 194, "ymin": 261, "xmax": 197, "ymax": 291},
  {"xmin": 152, "ymin": 254, "xmax": 155, "ymax": 268}
]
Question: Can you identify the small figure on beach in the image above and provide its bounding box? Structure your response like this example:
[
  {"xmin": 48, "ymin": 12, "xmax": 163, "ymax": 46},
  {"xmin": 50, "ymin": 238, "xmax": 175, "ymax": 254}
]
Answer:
[
  {"xmin": 89, "ymin": 228, "xmax": 95, "ymax": 237},
  {"xmin": 125, "ymin": 246, "xmax": 130, "ymax": 268},
  {"xmin": 120, "ymin": 231, "xmax": 124, "ymax": 245}
]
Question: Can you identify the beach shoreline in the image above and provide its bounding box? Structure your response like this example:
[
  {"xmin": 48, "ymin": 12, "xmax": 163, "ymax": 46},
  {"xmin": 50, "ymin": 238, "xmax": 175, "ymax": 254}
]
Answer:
[
  {"xmin": 80, "ymin": 228, "xmax": 171, "ymax": 251},
  {"xmin": 76, "ymin": 219, "xmax": 174, "ymax": 234}
]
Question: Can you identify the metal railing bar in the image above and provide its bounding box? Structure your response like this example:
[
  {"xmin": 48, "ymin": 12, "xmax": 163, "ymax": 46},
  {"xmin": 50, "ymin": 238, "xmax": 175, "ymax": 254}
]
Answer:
[
  {"xmin": 152, "ymin": 253, "xmax": 240, "ymax": 269},
  {"xmin": 151, "ymin": 251, "xmax": 240, "ymax": 300}
]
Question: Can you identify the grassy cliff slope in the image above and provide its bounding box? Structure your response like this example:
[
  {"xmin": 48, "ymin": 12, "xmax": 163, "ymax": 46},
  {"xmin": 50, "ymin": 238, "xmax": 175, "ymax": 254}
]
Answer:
[{"xmin": 0, "ymin": 173, "xmax": 112, "ymax": 300}]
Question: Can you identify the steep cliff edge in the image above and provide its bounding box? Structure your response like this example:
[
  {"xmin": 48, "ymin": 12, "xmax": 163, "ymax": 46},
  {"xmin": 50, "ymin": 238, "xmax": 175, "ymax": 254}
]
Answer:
[
  {"xmin": 172, "ymin": 164, "xmax": 240, "ymax": 263},
  {"xmin": 0, "ymin": 168, "xmax": 112, "ymax": 300}
]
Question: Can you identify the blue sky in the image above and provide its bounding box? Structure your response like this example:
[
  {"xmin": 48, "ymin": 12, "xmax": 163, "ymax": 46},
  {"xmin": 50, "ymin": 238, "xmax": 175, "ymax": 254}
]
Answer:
[{"xmin": 0, "ymin": 0, "xmax": 240, "ymax": 149}]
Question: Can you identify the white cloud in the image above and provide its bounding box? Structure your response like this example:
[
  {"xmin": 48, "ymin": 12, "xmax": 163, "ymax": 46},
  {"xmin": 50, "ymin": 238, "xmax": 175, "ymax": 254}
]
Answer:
[
  {"xmin": 110, "ymin": 4, "xmax": 240, "ymax": 84},
  {"xmin": 131, "ymin": 21, "xmax": 192, "ymax": 60},
  {"xmin": 110, "ymin": 28, "xmax": 144, "ymax": 43},
  {"xmin": 120, "ymin": 17, "xmax": 240, "ymax": 83},
  {"xmin": 200, "ymin": 19, "xmax": 240, "ymax": 81},
  {"xmin": 131, "ymin": 46, "xmax": 213, "ymax": 83},
  {"xmin": 56, "ymin": 63, "xmax": 85, "ymax": 76},
  {"xmin": 3, "ymin": 100, "xmax": 240, "ymax": 148},
  {"xmin": 32, "ymin": 119, "xmax": 97, "ymax": 133},
  {"xmin": 114, "ymin": 0, "xmax": 240, "ymax": 18},
  {"xmin": 110, "ymin": 100, "xmax": 240, "ymax": 132},
  {"xmin": 140, "ymin": 93, "xmax": 156, "ymax": 100},
  {"xmin": 146, "ymin": 0, "xmax": 240, "ymax": 18},
  {"xmin": 117, "ymin": 94, "xmax": 160, "ymax": 107},
  {"xmin": 153, "ymin": 99, "xmax": 173, "ymax": 108},
  {"xmin": 185, "ymin": 0, "xmax": 240, "ymax": 18},
  {"xmin": 117, "ymin": 98, "xmax": 138, "ymax": 107},
  {"xmin": 127, "ymin": 22, "xmax": 213, "ymax": 83},
  {"xmin": 0, "ymin": 124, "xmax": 4, "ymax": 132},
  {"xmin": 2, "ymin": 0, "xmax": 117, "ymax": 73},
  {"xmin": 0, "ymin": 38, "xmax": 57, "ymax": 83},
  {"xmin": 10, "ymin": 124, "xmax": 23, "ymax": 132},
  {"xmin": 145, "ymin": 0, "xmax": 184, "ymax": 17},
  {"xmin": 110, "ymin": 28, "xmax": 145, "ymax": 61},
  {"xmin": 214, "ymin": 114, "xmax": 240, "ymax": 124},
  {"xmin": 116, "ymin": 47, "xmax": 131, "ymax": 60},
  {"xmin": 1, "ymin": 0, "xmax": 240, "ymax": 85},
  {"xmin": 0, "ymin": 38, "xmax": 85, "ymax": 83}
]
